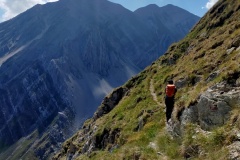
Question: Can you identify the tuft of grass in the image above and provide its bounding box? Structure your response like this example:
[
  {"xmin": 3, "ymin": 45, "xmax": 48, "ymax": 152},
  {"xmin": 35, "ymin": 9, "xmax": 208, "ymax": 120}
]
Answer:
[{"xmin": 157, "ymin": 133, "xmax": 181, "ymax": 159}]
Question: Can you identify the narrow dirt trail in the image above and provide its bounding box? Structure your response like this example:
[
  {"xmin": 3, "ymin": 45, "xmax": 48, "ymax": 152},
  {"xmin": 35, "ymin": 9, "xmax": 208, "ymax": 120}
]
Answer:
[
  {"xmin": 150, "ymin": 79, "xmax": 162, "ymax": 106},
  {"xmin": 149, "ymin": 79, "xmax": 169, "ymax": 159}
]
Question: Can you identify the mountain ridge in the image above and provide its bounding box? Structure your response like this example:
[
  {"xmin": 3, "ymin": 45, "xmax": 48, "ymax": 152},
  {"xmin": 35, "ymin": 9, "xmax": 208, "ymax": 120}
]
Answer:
[
  {"xmin": 134, "ymin": 3, "xmax": 199, "ymax": 52},
  {"xmin": 0, "ymin": 0, "xmax": 199, "ymax": 159},
  {"xmin": 54, "ymin": 0, "xmax": 240, "ymax": 159}
]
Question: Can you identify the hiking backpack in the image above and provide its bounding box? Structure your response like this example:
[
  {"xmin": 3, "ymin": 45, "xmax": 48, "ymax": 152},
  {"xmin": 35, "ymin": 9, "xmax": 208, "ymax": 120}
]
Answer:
[{"xmin": 166, "ymin": 84, "xmax": 176, "ymax": 97}]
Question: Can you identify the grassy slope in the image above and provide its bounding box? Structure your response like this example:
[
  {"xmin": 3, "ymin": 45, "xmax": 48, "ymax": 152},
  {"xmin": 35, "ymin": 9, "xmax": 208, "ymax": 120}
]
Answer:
[{"xmin": 56, "ymin": 0, "xmax": 240, "ymax": 159}]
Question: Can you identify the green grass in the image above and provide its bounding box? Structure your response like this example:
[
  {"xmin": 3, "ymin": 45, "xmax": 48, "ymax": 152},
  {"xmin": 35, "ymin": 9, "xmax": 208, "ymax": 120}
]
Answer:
[{"xmin": 157, "ymin": 133, "xmax": 181, "ymax": 159}]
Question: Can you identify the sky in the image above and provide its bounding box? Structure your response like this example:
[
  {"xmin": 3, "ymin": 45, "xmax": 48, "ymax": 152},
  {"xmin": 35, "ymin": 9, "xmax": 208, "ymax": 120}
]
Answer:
[
  {"xmin": 0, "ymin": 0, "xmax": 219, "ymax": 22},
  {"xmin": 109, "ymin": 0, "xmax": 219, "ymax": 17}
]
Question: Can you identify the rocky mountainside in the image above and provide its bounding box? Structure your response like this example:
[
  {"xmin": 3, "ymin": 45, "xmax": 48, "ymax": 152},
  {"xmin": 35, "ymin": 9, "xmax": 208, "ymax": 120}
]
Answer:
[
  {"xmin": 54, "ymin": 0, "xmax": 240, "ymax": 159},
  {"xmin": 135, "ymin": 4, "xmax": 199, "ymax": 53},
  {"xmin": 0, "ymin": 0, "xmax": 199, "ymax": 159}
]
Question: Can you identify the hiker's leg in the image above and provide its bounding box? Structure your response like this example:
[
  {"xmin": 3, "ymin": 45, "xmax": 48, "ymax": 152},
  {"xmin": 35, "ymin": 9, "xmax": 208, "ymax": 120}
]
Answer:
[
  {"xmin": 169, "ymin": 98, "xmax": 174, "ymax": 118},
  {"xmin": 165, "ymin": 98, "xmax": 172, "ymax": 121},
  {"xmin": 168, "ymin": 104, "xmax": 174, "ymax": 121},
  {"xmin": 165, "ymin": 97, "xmax": 168, "ymax": 121},
  {"xmin": 167, "ymin": 98, "xmax": 175, "ymax": 121}
]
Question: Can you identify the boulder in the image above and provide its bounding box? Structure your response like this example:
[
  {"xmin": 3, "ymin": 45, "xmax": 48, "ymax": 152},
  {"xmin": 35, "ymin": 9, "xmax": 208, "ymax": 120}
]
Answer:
[
  {"xmin": 181, "ymin": 82, "xmax": 240, "ymax": 130},
  {"xmin": 231, "ymin": 36, "xmax": 240, "ymax": 48},
  {"xmin": 206, "ymin": 70, "xmax": 220, "ymax": 82},
  {"xmin": 237, "ymin": 46, "xmax": 240, "ymax": 51},
  {"xmin": 181, "ymin": 105, "xmax": 198, "ymax": 125},
  {"xmin": 236, "ymin": 78, "xmax": 240, "ymax": 87},
  {"xmin": 175, "ymin": 78, "xmax": 187, "ymax": 89},
  {"xmin": 228, "ymin": 141, "xmax": 240, "ymax": 160},
  {"xmin": 226, "ymin": 47, "xmax": 236, "ymax": 55},
  {"xmin": 93, "ymin": 87, "xmax": 128, "ymax": 120}
]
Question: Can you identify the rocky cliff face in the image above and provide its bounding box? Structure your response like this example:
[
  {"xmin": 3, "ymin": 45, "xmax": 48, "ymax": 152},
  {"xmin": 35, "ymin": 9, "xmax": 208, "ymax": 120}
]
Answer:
[
  {"xmin": 54, "ymin": 86, "xmax": 129, "ymax": 159},
  {"xmin": 0, "ymin": 61, "xmax": 71, "ymax": 145},
  {"xmin": 0, "ymin": 0, "xmax": 199, "ymax": 159},
  {"xmin": 135, "ymin": 4, "xmax": 199, "ymax": 54},
  {"xmin": 181, "ymin": 81, "xmax": 240, "ymax": 130},
  {"xmin": 54, "ymin": 0, "xmax": 240, "ymax": 159}
]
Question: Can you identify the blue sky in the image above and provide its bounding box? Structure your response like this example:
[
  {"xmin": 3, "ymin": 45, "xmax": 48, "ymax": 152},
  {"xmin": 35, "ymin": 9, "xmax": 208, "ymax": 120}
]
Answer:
[
  {"xmin": 109, "ymin": 0, "xmax": 211, "ymax": 17},
  {"xmin": 0, "ymin": 0, "xmax": 218, "ymax": 22}
]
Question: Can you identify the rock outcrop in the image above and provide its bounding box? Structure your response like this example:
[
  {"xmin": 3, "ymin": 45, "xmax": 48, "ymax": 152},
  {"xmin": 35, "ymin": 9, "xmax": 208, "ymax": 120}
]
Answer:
[
  {"xmin": 53, "ymin": 86, "xmax": 128, "ymax": 160},
  {"xmin": 93, "ymin": 87, "xmax": 128, "ymax": 120},
  {"xmin": 181, "ymin": 82, "xmax": 240, "ymax": 130}
]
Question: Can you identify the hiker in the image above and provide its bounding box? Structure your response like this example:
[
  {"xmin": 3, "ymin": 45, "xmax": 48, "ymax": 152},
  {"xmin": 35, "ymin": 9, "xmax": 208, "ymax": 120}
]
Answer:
[{"xmin": 165, "ymin": 80, "xmax": 177, "ymax": 122}]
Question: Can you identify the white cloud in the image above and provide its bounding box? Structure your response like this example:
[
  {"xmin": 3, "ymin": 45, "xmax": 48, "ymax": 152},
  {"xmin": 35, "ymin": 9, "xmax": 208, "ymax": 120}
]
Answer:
[
  {"xmin": 206, "ymin": 0, "xmax": 219, "ymax": 10},
  {"xmin": 0, "ymin": 0, "xmax": 58, "ymax": 21}
]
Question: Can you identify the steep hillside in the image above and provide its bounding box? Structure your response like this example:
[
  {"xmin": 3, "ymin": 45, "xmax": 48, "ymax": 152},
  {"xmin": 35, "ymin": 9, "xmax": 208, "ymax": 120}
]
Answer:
[
  {"xmin": 54, "ymin": 0, "xmax": 240, "ymax": 159},
  {"xmin": 0, "ymin": 0, "xmax": 199, "ymax": 159}
]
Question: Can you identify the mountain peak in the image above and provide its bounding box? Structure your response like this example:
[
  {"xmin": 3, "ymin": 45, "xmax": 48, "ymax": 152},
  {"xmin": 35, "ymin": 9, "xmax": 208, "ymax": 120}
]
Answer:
[
  {"xmin": 145, "ymin": 4, "xmax": 159, "ymax": 9},
  {"xmin": 135, "ymin": 4, "xmax": 182, "ymax": 13},
  {"xmin": 134, "ymin": 4, "xmax": 159, "ymax": 12},
  {"xmin": 164, "ymin": 4, "xmax": 177, "ymax": 8}
]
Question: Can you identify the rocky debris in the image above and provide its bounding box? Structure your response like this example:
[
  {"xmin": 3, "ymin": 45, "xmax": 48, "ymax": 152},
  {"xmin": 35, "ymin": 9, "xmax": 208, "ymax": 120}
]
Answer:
[
  {"xmin": 189, "ymin": 75, "xmax": 202, "ymax": 86},
  {"xmin": 34, "ymin": 111, "xmax": 73, "ymax": 160},
  {"xmin": 180, "ymin": 82, "xmax": 240, "ymax": 130},
  {"xmin": 237, "ymin": 78, "xmax": 240, "ymax": 87},
  {"xmin": 181, "ymin": 144, "xmax": 199, "ymax": 159},
  {"xmin": 231, "ymin": 36, "xmax": 240, "ymax": 48},
  {"xmin": 206, "ymin": 70, "xmax": 220, "ymax": 82},
  {"xmin": 175, "ymin": 78, "xmax": 187, "ymax": 89},
  {"xmin": 175, "ymin": 75, "xmax": 202, "ymax": 88},
  {"xmin": 186, "ymin": 45, "xmax": 195, "ymax": 55},
  {"xmin": 161, "ymin": 54, "xmax": 179, "ymax": 66},
  {"xmin": 54, "ymin": 122, "xmax": 121, "ymax": 160},
  {"xmin": 237, "ymin": 46, "xmax": 240, "ymax": 52},
  {"xmin": 228, "ymin": 141, "xmax": 240, "ymax": 160},
  {"xmin": 168, "ymin": 57, "xmax": 177, "ymax": 65},
  {"xmin": 79, "ymin": 124, "xmax": 98, "ymax": 154},
  {"xmin": 134, "ymin": 110, "xmax": 154, "ymax": 131},
  {"xmin": 93, "ymin": 87, "xmax": 128, "ymax": 120},
  {"xmin": 166, "ymin": 119, "xmax": 181, "ymax": 138},
  {"xmin": 227, "ymin": 47, "xmax": 236, "ymax": 55},
  {"xmin": 226, "ymin": 71, "xmax": 240, "ymax": 87},
  {"xmin": 54, "ymin": 87, "xmax": 128, "ymax": 159},
  {"xmin": 95, "ymin": 128, "xmax": 120, "ymax": 150}
]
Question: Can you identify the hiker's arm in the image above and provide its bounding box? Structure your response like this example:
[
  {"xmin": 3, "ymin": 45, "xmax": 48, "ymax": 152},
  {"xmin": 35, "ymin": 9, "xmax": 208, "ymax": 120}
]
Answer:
[{"xmin": 174, "ymin": 87, "xmax": 177, "ymax": 94}]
